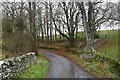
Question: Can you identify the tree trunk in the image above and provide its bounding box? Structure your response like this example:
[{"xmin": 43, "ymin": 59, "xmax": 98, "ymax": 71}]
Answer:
[
  {"xmin": 28, "ymin": 2, "xmax": 38, "ymax": 56},
  {"xmin": 45, "ymin": 5, "xmax": 49, "ymax": 42},
  {"xmin": 78, "ymin": 2, "xmax": 95, "ymax": 52},
  {"xmin": 43, "ymin": 17, "xmax": 46, "ymax": 41},
  {"xmin": 32, "ymin": 2, "xmax": 38, "ymax": 56},
  {"xmin": 49, "ymin": 3, "xmax": 53, "ymax": 44}
]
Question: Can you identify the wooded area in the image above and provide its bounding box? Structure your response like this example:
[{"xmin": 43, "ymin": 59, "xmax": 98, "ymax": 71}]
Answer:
[{"xmin": 2, "ymin": 0, "xmax": 119, "ymax": 57}]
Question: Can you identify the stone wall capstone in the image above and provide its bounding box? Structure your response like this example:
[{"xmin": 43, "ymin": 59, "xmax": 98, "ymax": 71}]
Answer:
[{"xmin": 0, "ymin": 52, "xmax": 37, "ymax": 79}]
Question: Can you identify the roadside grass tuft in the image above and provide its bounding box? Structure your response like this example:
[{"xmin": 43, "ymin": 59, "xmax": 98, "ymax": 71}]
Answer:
[
  {"xmin": 37, "ymin": 45, "xmax": 58, "ymax": 50},
  {"xmin": 0, "ymin": 53, "xmax": 6, "ymax": 60}
]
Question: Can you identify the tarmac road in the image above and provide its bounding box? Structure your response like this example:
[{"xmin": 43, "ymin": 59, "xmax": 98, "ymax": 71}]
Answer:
[{"xmin": 43, "ymin": 52, "xmax": 93, "ymax": 78}]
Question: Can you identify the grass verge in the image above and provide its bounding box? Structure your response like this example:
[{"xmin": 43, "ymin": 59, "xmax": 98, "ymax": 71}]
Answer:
[
  {"xmin": 64, "ymin": 52, "xmax": 118, "ymax": 78},
  {"xmin": 0, "ymin": 53, "xmax": 6, "ymax": 60},
  {"xmin": 37, "ymin": 45, "xmax": 58, "ymax": 50},
  {"xmin": 13, "ymin": 53, "xmax": 49, "ymax": 78}
]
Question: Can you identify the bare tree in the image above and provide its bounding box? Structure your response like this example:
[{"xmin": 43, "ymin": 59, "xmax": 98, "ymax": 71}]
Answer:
[
  {"xmin": 2, "ymin": 1, "xmax": 33, "ymax": 56},
  {"xmin": 77, "ymin": 1, "xmax": 116, "ymax": 52},
  {"xmin": 51, "ymin": 2, "xmax": 80, "ymax": 47},
  {"xmin": 28, "ymin": 1, "xmax": 38, "ymax": 56}
]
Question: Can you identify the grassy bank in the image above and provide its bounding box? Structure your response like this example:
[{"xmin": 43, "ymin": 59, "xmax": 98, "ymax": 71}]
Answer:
[
  {"xmin": 64, "ymin": 52, "xmax": 118, "ymax": 78},
  {"xmin": 0, "ymin": 53, "xmax": 6, "ymax": 60},
  {"xmin": 13, "ymin": 53, "xmax": 49, "ymax": 78}
]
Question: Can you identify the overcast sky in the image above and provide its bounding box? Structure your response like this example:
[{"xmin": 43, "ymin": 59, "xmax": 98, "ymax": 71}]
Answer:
[{"xmin": 0, "ymin": 0, "xmax": 119, "ymax": 3}]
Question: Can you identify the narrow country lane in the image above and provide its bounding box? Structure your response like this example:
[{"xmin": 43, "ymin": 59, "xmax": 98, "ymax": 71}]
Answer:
[{"xmin": 41, "ymin": 52, "xmax": 94, "ymax": 78}]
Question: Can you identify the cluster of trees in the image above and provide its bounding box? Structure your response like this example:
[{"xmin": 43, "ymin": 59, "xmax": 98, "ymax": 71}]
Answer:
[{"xmin": 2, "ymin": 0, "xmax": 119, "ymax": 56}]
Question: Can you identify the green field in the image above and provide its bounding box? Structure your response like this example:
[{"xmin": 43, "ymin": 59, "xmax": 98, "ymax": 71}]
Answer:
[
  {"xmin": 76, "ymin": 30, "xmax": 119, "ymax": 59},
  {"xmin": 97, "ymin": 30, "xmax": 119, "ymax": 59}
]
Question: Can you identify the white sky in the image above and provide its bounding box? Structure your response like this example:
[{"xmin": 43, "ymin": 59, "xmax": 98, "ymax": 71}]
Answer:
[
  {"xmin": 0, "ymin": 0, "xmax": 119, "ymax": 2},
  {"xmin": 104, "ymin": 0, "xmax": 119, "ymax": 3}
]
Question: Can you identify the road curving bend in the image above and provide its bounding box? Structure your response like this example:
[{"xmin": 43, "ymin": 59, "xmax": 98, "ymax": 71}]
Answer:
[{"xmin": 42, "ymin": 52, "xmax": 94, "ymax": 78}]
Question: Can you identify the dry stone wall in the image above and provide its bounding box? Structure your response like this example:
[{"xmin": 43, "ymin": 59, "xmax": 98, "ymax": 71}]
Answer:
[{"xmin": 0, "ymin": 52, "xmax": 37, "ymax": 79}]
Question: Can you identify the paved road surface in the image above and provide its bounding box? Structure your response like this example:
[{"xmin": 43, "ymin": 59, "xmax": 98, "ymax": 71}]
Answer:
[{"xmin": 42, "ymin": 52, "xmax": 93, "ymax": 78}]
